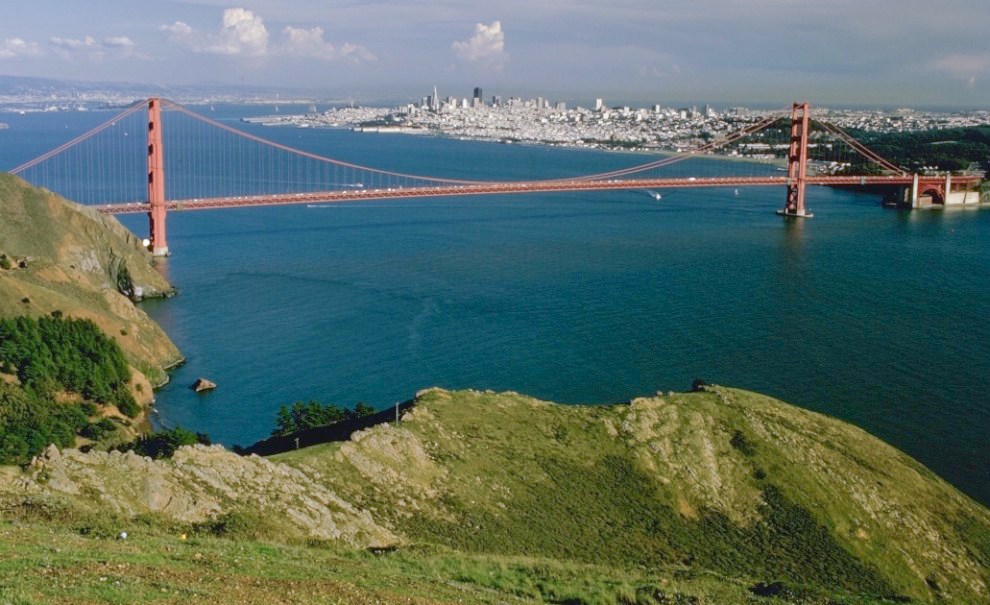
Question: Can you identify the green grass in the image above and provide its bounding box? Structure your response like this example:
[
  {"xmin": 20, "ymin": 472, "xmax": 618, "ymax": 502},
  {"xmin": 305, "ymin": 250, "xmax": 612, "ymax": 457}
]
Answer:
[
  {"xmin": 5, "ymin": 388, "xmax": 989, "ymax": 603},
  {"xmin": 0, "ymin": 511, "xmax": 920, "ymax": 605},
  {"xmin": 277, "ymin": 388, "xmax": 990, "ymax": 604}
]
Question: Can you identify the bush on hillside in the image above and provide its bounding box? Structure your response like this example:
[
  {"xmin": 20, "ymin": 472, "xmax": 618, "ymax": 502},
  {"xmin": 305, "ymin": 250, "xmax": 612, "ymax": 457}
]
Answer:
[
  {"xmin": 0, "ymin": 315, "xmax": 141, "ymax": 465},
  {"xmin": 0, "ymin": 383, "xmax": 88, "ymax": 464},
  {"xmin": 116, "ymin": 427, "xmax": 211, "ymax": 460},
  {"xmin": 0, "ymin": 314, "xmax": 135, "ymax": 411}
]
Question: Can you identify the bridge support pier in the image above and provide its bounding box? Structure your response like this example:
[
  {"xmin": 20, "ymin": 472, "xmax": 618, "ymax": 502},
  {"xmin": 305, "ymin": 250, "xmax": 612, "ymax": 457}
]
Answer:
[
  {"xmin": 147, "ymin": 98, "xmax": 169, "ymax": 256},
  {"xmin": 778, "ymin": 102, "xmax": 814, "ymax": 218}
]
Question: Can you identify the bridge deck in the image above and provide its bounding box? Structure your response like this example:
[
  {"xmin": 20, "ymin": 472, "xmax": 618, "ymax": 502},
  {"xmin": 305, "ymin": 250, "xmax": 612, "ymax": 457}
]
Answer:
[{"xmin": 98, "ymin": 175, "xmax": 979, "ymax": 214}]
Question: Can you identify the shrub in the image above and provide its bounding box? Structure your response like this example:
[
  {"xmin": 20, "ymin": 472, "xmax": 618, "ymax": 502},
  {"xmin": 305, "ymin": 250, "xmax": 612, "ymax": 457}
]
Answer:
[
  {"xmin": 80, "ymin": 418, "xmax": 118, "ymax": 440},
  {"xmin": 116, "ymin": 394, "xmax": 140, "ymax": 418},
  {"xmin": 117, "ymin": 427, "xmax": 211, "ymax": 459}
]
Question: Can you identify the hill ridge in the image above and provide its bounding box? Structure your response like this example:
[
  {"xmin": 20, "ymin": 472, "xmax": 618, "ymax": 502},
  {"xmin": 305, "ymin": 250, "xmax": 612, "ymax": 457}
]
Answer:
[{"xmin": 6, "ymin": 387, "xmax": 989, "ymax": 603}]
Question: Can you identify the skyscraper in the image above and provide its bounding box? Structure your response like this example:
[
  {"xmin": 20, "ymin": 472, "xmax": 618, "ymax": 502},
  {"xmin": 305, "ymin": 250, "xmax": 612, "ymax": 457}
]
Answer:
[{"xmin": 473, "ymin": 87, "xmax": 483, "ymax": 104}]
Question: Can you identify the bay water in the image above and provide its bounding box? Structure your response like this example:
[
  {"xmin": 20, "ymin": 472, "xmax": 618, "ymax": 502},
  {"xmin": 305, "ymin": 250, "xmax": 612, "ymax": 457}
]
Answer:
[{"xmin": 2, "ymin": 105, "xmax": 987, "ymax": 505}]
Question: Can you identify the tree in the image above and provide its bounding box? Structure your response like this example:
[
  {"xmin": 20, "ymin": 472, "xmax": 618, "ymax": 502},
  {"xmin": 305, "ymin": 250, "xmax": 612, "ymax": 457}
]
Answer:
[
  {"xmin": 353, "ymin": 402, "xmax": 376, "ymax": 417},
  {"xmin": 269, "ymin": 400, "xmax": 373, "ymax": 437}
]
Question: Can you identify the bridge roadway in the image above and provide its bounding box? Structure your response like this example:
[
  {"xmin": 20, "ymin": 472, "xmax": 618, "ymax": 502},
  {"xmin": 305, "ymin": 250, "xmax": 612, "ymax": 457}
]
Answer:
[{"xmin": 97, "ymin": 175, "xmax": 980, "ymax": 214}]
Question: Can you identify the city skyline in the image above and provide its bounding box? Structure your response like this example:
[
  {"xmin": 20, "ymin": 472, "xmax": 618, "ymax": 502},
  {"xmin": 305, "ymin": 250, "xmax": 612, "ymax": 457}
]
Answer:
[{"xmin": 0, "ymin": 0, "xmax": 988, "ymax": 107}]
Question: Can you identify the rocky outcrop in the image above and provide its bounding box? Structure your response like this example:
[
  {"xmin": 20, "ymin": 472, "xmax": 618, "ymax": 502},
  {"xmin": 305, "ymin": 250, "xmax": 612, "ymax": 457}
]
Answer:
[
  {"xmin": 191, "ymin": 378, "xmax": 217, "ymax": 392},
  {"xmin": 15, "ymin": 444, "xmax": 397, "ymax": 549}
]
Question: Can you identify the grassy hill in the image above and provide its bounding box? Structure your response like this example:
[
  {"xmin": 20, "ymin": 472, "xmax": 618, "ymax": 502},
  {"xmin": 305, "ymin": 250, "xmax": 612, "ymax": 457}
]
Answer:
[
  {"xmin": 3, "ymin": 387, "xmax": 988, "ymax": 604},
  {"xmin": 0, "ymin": 173, "xmax": 181, "ymax": 386}
]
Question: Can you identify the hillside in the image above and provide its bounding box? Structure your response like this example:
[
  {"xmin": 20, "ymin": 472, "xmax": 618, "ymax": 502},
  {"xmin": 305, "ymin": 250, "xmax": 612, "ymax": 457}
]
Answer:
[
  {"xmin": 3, "ymin": 387, "xmax": 988, "ymax": 604},
  {"xmin": 0, "ymin": 173, "xmax": 181, "ymax": 385}
]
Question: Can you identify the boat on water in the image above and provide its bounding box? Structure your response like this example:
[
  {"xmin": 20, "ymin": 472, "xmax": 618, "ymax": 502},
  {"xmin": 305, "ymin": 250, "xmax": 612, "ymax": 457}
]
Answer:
[{"xmin": 0, "ymin": 123, "xmax": 9, "ymax": 130}]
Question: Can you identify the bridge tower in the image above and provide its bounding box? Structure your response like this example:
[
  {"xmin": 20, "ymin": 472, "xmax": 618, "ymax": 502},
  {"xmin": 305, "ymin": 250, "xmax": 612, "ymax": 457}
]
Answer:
[
  {"xmin": 779, "ymin": 102, "xmax": 813, "ymax": 218},
  {"xmin": 147, "ymin": 98, "xmax": 169, "ymax": 256}
]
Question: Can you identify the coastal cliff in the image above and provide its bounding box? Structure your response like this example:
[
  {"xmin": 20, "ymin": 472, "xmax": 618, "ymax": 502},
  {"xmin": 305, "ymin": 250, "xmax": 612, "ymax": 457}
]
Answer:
[{"xmin": 0, "ymin": 173, "xmax": 181, "ymax": 386}]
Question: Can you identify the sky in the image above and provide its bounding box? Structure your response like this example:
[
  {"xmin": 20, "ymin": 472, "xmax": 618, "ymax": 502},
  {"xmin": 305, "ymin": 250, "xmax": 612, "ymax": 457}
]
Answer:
[{"xmin": 1, "ymin": 0, "xmax": 988, "ymax": 107}]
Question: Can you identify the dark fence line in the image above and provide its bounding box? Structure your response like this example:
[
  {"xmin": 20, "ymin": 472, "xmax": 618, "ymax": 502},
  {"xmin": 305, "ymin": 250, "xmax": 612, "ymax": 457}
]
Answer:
[{"xmin": 239, "ymin": 399, "xmax": 417, "ymax": 457}]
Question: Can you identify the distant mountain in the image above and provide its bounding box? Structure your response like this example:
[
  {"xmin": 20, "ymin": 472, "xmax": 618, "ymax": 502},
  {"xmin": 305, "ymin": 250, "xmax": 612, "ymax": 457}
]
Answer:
[{"xmin": 0, "ymin": 73, "xmax": 384, "ymax": 106}]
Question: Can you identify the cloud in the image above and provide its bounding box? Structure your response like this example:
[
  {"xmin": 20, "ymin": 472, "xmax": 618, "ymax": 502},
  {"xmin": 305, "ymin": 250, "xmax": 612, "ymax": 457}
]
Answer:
[
  {"xmin": 161, "ymin": 21, "xmax": 195, "ymax": 41},
  {"xmin": 161, "ymin": 9, "xmax": 269, "ymax": 56},
  {"xmin": 48, "ymin": 36, "xmax": 140, "ymax": 61},
  {"xmin": 50, "ymin": 36, "xmax": 100, "ymax": 51},
  {"xmin": 928, "ymin": 53, "xmax": 990, "ymax": 79},
  {"xmin": 0, "ymin": 38, "xmax": 42, "ymax": 60},
  {"xmin": 213, "ymin": 8, "xmax": 269, "ymax": 57},
  {"xmin": 103, "ymin": 36, "xmax": 136, "ymax": 49},
  {"xmin": 452, "ymin": 21, "xmax": 507, "ymax": 69},
  {"xmin": 338, "ymin": 43, "xmax": 378, "ymax": 63},
  {"xmin": 281, "ymin": 26, "xmax": 333, "ymax": 58},
  {"xmin": 280, "ymin": 27, "xmax": 377, "ymax": 62},
  {"xmin": 162, "ymin": 8, "xmax": 375, "ymax": 63}
]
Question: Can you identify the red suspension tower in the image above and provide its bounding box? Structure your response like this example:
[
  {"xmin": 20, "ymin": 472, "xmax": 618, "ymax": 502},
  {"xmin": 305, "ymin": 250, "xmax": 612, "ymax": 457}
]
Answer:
[
  {"xmin": 779, "ymin": 102, "xmax": 814, "ymax": 218},
  {"xmin": 147, "ymin": 98, "xmax": 169, "ymax": 256}
]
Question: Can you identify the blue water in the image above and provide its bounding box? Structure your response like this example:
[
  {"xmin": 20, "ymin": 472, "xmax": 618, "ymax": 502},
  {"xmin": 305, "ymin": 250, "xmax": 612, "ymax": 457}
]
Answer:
[{"xmin": 2, "ymin": 106, "xmax": 988, "ymax": 506}]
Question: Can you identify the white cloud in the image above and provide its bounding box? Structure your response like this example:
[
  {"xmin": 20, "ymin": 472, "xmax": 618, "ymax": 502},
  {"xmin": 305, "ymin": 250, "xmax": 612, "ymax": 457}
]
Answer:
[
  {"xmin": 161, "ymin": 21, "xmax": 195, "ymax": 41},
  {"xmin": 281, "ymin": 26, "xmax": 334, "ymax": 59},
  {"xmin": 0, "ymin": 38, "xmax": 42, "ymax": 60},
  {"xmin": 279, "ymin": 26, "xmax": 377, "ymax": 62},
  {"xmin": 212, "ymin": 8, "xmax": 269, "ymax": 57},
  {"xmin": 50, "ymin": 36, "xmax": 99, "ymax": 50},
  {"xmin": 103, "ymin": 36, "xmax": 136, "ymax": 49},
  {"xmin": 161, "ymin": 10, "xmax": 269, "ymax": 56},
  {"xmin": 339, "ymin": 43, "xmax": 378, "ymax": 63},
  {"xmin": 452, "ymin": 21, "xmax": 507, "ymax": 69},
  {"xmin": 161, "ymin": 8, "xmax": 375, "ymax": 63},
  {"xmin": 48, "ymin": 35, "xmax": 141, "ymax": 61}
]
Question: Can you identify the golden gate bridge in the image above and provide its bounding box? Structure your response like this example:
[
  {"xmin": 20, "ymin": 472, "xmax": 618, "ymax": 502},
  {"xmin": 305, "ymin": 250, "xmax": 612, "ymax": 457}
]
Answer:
[{"xmin": 9, "ymin": 98, "xmax": 982, "ymax": 256}]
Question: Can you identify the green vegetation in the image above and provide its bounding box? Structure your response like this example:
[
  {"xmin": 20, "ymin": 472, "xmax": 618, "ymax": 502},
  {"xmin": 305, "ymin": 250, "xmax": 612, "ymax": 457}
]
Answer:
[
  {"xmin": 0, "ymin": 314, "xmax": 137, "ymax": 465},
  {"xmin": 0, "ymin": 382, "xmax": 87, "ymax": 465},
  {"xmin": 848, "ymin": 126, "xmax": 990, "ymax": 172},
  {"xmin": 270, "ymin": 400, "xmax": 376, "ymax": 436},
  {"xmin": 0, "ymin": 503, "xmax": 922, "ymax": 605},
  {"xmin": 115, "ymin": 427, "xmax": 211, "ymax": 460},
  {"xmin": 276, "ymin": 388, "xmax": 990, "ymax": 603},
  {"xmin": 0, "ymin": 314, "xmax": 136, "ymax": 411},
  {"xmin": 3, "ymin": 388, "xmax": 989, "ymax": 603}
]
